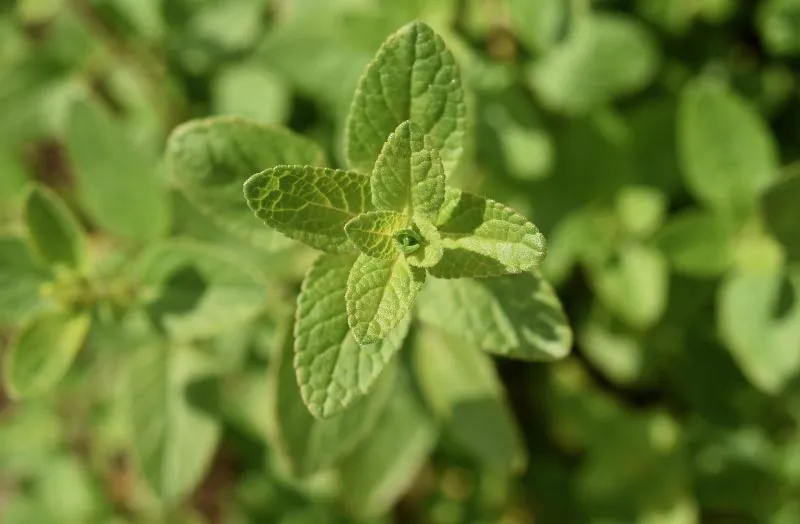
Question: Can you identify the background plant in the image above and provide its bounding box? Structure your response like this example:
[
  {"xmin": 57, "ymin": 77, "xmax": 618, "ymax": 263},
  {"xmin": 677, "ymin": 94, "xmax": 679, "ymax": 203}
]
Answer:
[{"xmin": 2, "ymin": 1, "xmax": 800, "ymax": 523}]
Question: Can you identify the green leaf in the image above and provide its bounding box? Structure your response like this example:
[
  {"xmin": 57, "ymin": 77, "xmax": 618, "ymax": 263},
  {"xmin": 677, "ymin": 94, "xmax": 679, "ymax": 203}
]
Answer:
[
  {"xmin": 3, "ymin": 309, "xmax": 91, "ymax": 399},
  {"xmin": 126, "ymin": 343, "xmax": 221, "ymax": 503},
  {"xmin": 760, "ymin": 0, "xmax": 800, "ymax": 56},
  {"xmin": 135, "ymin": 241, "xmax": 266, "ymax": 340},
  {"xmin": 344, "ymin": 211, "xmax": 410, "ymax": 260},
  {"xmin": 337, "ymin": 376, "xmax": 437, "ymax": 517},
  {"xmin": 0, "ymin": 236, "xmax": 49, "ymax": 324},
  {"xmin": 66, "ymin": 99, "xmax": 169, "ymax": 241},
  {"xmin": 346, "ymin": 254, "xmax": 425, "ymax": 345},
  {"xmin": 269, "ymin": 322, "xmax": 395, "ymax": 477},
  {"xmin": 718, "ymin": 268, "xmax": 800, "ymax": 393},
  {"xmin": 294, "ymin": 254, "xmax": 411, "ymax": 419},
  {"xmin": 371, "ymin": 120, "xmax": 446, "ymax": 220},
  {"xmin": 23, "ymin": 185, "xmax": 88, "ymax": 271},
  {"xmin": 346, "ymin": 21, "xmax": 466, "ymax": 176},
  {"xmin": 244, "ymin": 165, "xmax": 371, "ymax": 253},
  {"xmin": 507, "ymin": 0, "xmax": 567, "ymax": 52},
  {"xmin": 530, "ymin": 14, "xmax": 659, "ymax": 114},
  {"xmin": 430, "ymin": 188, "xmax": 547, "ymax": 278},
  {"xmin": 412, "ymin": 326, "xmax": 527, "ymax": 473},
  {"xmin": 656, "ymin": 209, "xmax": 735, "ymax": 276},
  {"xmin": 418, "ymin": 271, "xmax": 571, "ymax": 361},
  {"xmin": 212, "ymin": 63, "xmax": 291, "ymax": 125},
  {"xmin": 762, "ymin": 174, "xmax": 800, "ymax": 262},
  {"xmin": 405, "ymin": 217, "xmax": 443, "ymax": 268},
  {"xmin": 167, "ymin": 117, "xmax": 324, "ymax": 251},
  {"xmin": 679, "ymin": 78, "xmax": 779, "ymax": 215}
]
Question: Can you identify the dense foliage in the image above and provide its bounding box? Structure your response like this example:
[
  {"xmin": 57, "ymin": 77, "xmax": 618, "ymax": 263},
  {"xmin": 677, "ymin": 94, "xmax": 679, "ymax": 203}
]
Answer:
[{"xmin": 2, "ymin": 1, "xmax": 800, "ymax": 523}]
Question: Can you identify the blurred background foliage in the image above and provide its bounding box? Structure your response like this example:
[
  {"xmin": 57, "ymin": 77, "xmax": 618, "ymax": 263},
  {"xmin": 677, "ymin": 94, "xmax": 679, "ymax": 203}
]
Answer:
[{"xmin": 2, "ymin": 0, "xmax": 800, "ymax": 523}]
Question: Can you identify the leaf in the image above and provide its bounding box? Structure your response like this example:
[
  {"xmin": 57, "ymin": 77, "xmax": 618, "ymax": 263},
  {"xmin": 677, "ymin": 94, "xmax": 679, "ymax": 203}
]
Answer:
[
  {"xmin": 412, "ymin": 326, "xmax": 527, "ymax": 473},
  {"xmin": 405, "ymin": 217, "xmax": 443, "ymax": 268},
  {"xmin": 23, "ymin": 185, "xmax": 88, "ymax": 271},
  {"xmin": 346, "ymin": 254, "xmax": 425, "ymax": 345},
  {"xmin": 135, "ymin": 241, "xmax": 266, "ymax": 340},
  {"xmin": 656, "ymin": 209, "xmax": 735, "ymax": 276},
  {"xmin": 3, "ymin": 310, "xmax": 91, "ymax": 399},
  {"xmin": 269, "ymin": 321, "xmax": 395, "ymax": 477},
  {"xmin": 0, "ymin": 236, "xmax": 49, "ymax": 324},
  {"xmin": 760, "ymin": 0, "xmax": 800, "ymax": 56},
  {"xmin": 530, "ymin": 14, "xmax": 659, "ymax": 114},
  {"xmin": 346, "ymin": 21, "xmax": 466, "ymax": 176},
  {"xmin": 65, "ymin": 99, "xmax": 169, "ymax": 241},
  {"xmin": 429, "ymin": 189, "xmax": 547, "ymax": 278},
  {"xmin": 344, "ymin": 211, "xmax": 409, "ymax": 260},
  {"xmin": 294, "ymin": 254, "xmax": 411, "ymax": 419},
  {"xmin": 418, "ymin": 271, "xmax": 571, "ymax": 361},
  {"xmin": 167, "ymin": 117, "xmax": 324, "ymax": 251},
  {"xmin": 126, "ymin": 343, "xmax": 221, "ymax": 503},
  {"xmin": 337, "ymin": 376, "xmax": 437, "ymax": 517},
  {"xmin": 243, "ymin": 165, "xmax": 371, "ymax": 253},
  {"xmin": 371, "ymin": 120, "xmax": 446, "ymax": 220},
  {"xmin": 678, "ymin": 78, "xmax": 779, "ymax": 215},
  {"xmin": 507, "ymin": 0, "xmax": 567, "ymax": 52},
  {"xmin": 212, "ymin": 63, "xmax": 291, "ymax": 125},
  {"xmin": 718, "ymin": 268, "xmax": 800, "ymax": 393},
  {"xmin": 762, "ymin": 174, "xmax": 800, "ymax": 262}
]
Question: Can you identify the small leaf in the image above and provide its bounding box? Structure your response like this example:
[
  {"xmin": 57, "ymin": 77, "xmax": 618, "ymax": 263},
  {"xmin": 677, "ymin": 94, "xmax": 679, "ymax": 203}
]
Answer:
[
  {"xmin": 167, "ymin": 116, "xmax": 324, "ymax": 251},
  {"xmin": 66, "ymin": 99, "xmax": 169, "ymax": 241},
  {"xmin": 0, "ymin": 236, "xmax": 49, "ymax": 324},
  {"xmin": 344, "ymin": 211, "xmax": 410, "ymax": 260},
  {"xmin": 294, "ymin": 254, "xmax": 411, "ymax": 419},
  {"xmin": 346, "ymin": 254, "xmax": 425, "ymax": 345},
  {"xmin": 656, "ymin": 209, "xmax": 735, "ymax": 276},
  {"xmin": 3, "ymin": 310, "xmax": 91, "ymax": 399},
  {"xmin": 430, "ymin": 189, "xmax": 546, "ymax": 278},
  {"xmin": 507, "ymin": 0, "xmax": 567, "ymax": 52},
  {"xmin": 346, "ymin": 21, "xmax": 466, "ymax": 176},
  {"xmin": 406, "ymin": 218, "xmax": 443, "ymax": 268},
  {"xmin": 762, "ymin": 174, "xmax": 800, "ymax": 262},
  {"xmin": 417, "ymin": 271, "xmax": 571, "ymax": 361},
  {"xmin": 127, "ymin": 343, "xmax": 221, "ymax": 503},
  {"xmin": 679, "ymin": 78, "xmax": 779, "ymax": 215},
  {"xmin": 24, "ymin": 186, "xmax": 88, "ymax": 271},
  {"xmin": 244, "ymin": 165, "xmax": 371, "ymax": 253},
  {"xmin": 371, "ymin": 120, "xmax": 446, "ymax": 220},
  {"xmin": 760, "ymin": 0, "xmax": 800, "ymax": 56}
]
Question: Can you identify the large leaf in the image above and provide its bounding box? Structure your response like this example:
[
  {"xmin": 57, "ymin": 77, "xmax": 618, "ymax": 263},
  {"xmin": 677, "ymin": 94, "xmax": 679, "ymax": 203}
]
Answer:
[
  {"xmin": 294, "ymin": 254, "xmax": 411, "ymax": 418},
  {"xmin": 430, "ymin": 189, "xmax": 547, "ymax": 278},
  {"xmin": 344, "ymin": 211, "xmax": 409, "ymax": 260},
  {"xmin": 371, "ymin": 120, "xmax": 445, "ymax": 220},
  {"xmin": 3, "ymin": 309, "xmax": 91, "ymax": 399},
  {"xmin": 346, "ymin": 254, "xmax": 425, "ymax": 345},
  {"xmin": 0, "ymin": 236, "xmax": 50, "ymax": 324},
  {"xmin": 678, "ymin": 78, "xmax": 779, "ymax": 215},
  {"xmin": 135, "ymin": 242, "xmax": 266, "ymax": 340},
  {"xmin": 167, "ymin": 116, "xmax": 324, "ymax": 251},
  {"xmin": 126, "ymin": 343, "xmax": 221, "ymax": 503},
  {"xmin": 244, "ymin": 165, "xmax": 371, "ymax": 253},
  {"xmin": 346, "ymin": 21, "xmax": 466, "ymax": 176},
  {"xmin": 762, "ymin": 174, "xmax": 800, "ymax": 262},
  {"xmin": 65, "ymin": 99, "xmax": 169, "ymax": 241},
  {"xmin": 412, "ymin": 327, "xmax": 527, "ymax": 473},
  {"xmin": 269, "ymin": 322, "xmax": 395, "ymax": 477},
  {"xmin": 24, "ymin": 185, "xmax": 87, "ymax": 271},
  {"xmin": 417, "ymin": 271, "xmax": 572, "ymax": 361}
]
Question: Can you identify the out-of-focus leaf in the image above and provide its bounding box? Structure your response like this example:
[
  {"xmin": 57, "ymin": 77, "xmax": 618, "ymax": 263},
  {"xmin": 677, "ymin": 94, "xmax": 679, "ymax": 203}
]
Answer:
[
  {"xmin": 212, "ymin": 63, "xmax": 291, "ymax": 125},
  {"xmin": 656, "ymin": 210, "xmax": 734, "ymax": 276},
  {"xmin": 0, "ymin": 236, "xmax": 49, "ymax": 324},
  {"xmin": 507, "ymin": 0, "xmax": 567, "ymax": 52},
  {"xmin": 760, "ymin": 0, "xmax": 800, "ymax": 56},
  {"xmin": 615, "ymin": 185, "xmax": 667, "ymax": 239},
  {"xmin": 762, "ymin": 174, "xmax": 800, "ymax": 262},
  {"xmin": 23, "ymin": 185, "xmax": 87, "ymax": 271}
]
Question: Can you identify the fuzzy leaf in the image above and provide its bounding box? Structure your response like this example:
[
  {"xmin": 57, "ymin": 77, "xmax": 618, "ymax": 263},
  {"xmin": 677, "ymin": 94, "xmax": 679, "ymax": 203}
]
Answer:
[
  {"xmin": 346, "ymin": 21, "xmax": 466, "ymax": 176},
  {"xmin": 23, "ymin": 186, "xmax": 88, "ymax": 271},
  {"xmin": 430, "ymin": 189, "xmax": 547, "ymax": 278},
  {"xmin": 344, "ymin": 211, "xmax": 410, "ymax": 260},
  {"xmin": 167, "ymin": 116, "xmax": 324, "ymax": 251},
  {"xmin": 371, "ymin": 120, "xmax": 446, "ymax": 220},
  {"xmin": 346, "ymin": 254, "xmax": 425, "ymax": 345},
  {"xmin": 294, "ymin": 254, "xmax": 411, "ymax": 419},
  {"xmin": 244, "ymin": 166, "xmax": 371, "ymax": 253},
  {"xmin": 406, "ymin": 218, "xmax": 443, "ymax": 268}
]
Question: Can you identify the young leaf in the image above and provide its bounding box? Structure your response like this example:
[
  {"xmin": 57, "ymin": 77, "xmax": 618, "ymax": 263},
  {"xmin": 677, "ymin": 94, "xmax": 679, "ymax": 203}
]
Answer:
[
  {"xmin": 66, "ymin": 99, "xmax": 170, "ymax": 242},
  {"xmin": 269, "ymin": 322, "xmax": 395, "ymax": 477},
  {"xmin": 762, "ymin": 174, "xmax": 800, "ymax": 262},
  {"xmin": 430, "ymin": 189, "xmax": 547, "ymax": 278},
  {"xmin": 3, "ymin": 310, "xmax": 91, "ymax": 399},
  {"xmin": 244, "ymin": 166, "xmax": 371, "ymax": 253},
  {"xmin": 371, "ymin": 120, "xmax": 445, "ymax": 220},
  {"xmin": 344, "ymin": 211, "xmax": 410, "ymax": 260},
  {"xmin": 679, "ymin": 78, "xmax": 779, "ymax": 215},
  {"xmin": 346, "ymin": 254, "xmax": 425, "ymax": 345},
  {"xmin": 417, "ymin": 271, "xmax": 572, "ymax": 361},
  {"xmin": 167, "ymin": 116, "xmax": 324, "ymax": 251},
  {"xmin": 126, "ymin": 343, "xmax": 221, "ymax": 503},
  {"xmin": 24, "ymin": 186, "xmax": 88, "ymax": 271},
  {"xmin": 346, "ymin": 21, "xmax": 466, "ymax": 176},
  {"xmin": 0, "ymin": 237, "xmax": 50, "ymax": 324},
  {"xmin": 294, "ymin": 254, "xmax": 411, "ymax": 419},
  {"xmin": 405, "ymin": 218, "xmax": 443, "ymax": 268}
]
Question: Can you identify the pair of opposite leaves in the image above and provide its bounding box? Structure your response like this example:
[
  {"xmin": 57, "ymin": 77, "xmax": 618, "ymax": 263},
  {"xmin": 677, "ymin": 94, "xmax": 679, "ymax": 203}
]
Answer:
[{"xmin": 243, "ymin": 120, "xmax": 547, "ymax": 346}]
